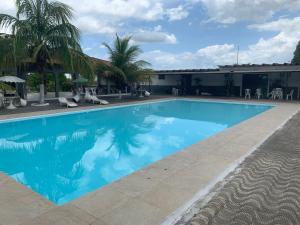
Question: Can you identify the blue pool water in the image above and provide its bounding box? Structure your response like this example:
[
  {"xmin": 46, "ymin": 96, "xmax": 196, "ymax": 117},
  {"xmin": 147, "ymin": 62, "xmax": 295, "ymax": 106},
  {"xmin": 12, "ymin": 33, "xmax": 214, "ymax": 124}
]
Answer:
[{"xmin": 0, "ymin": 100, "xmax": 271, "ymax": 205}]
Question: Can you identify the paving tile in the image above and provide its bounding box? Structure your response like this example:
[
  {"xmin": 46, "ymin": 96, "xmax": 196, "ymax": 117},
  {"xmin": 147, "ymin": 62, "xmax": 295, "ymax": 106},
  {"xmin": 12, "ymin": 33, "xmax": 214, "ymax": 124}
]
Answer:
[
  {"xmin": 0, "ymin": 173, "xmax": 10, "ymax": 185},
  {"xmin": 90, "ymin": 219, "xmax": 111, "ymax": 225},
  {"xmin": 101, "ymin": 198, "xmax": 165, "ymax": 225},
  {"xmin": 137, "ymin": 182, "xmax": 194, "ymax": 215},
  {"xmin": 136, "ymin": 162, "xmax": 178, "ymax": 181},
  {"xmin": 107, "ymin": 171, "xmax": 164, "ymax": 198},
  {"xmin": 20, "ymin": 205, "xmax": 96, "ymax": 225},
  {"xmin": 0, "ymin": 188, "xmax": 54, "ymax": 225},
  {"xmin": 72, "ymin": 184, "xmax": 131, "ymax": 217},
  {"xmin": 0, "ymin": 178, "xmax": 31, "ymax": 202}
]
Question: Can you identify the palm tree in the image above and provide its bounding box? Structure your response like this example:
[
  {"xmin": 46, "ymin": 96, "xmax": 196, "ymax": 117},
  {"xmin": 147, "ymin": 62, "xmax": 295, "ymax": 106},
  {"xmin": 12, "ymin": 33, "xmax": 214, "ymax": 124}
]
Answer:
[
  {"xmin": 101, "ymin": 34, "xmax": 153, "ymax": 91},
  {"xmin": 0, "ymin": 0, "xmax": 92, "ymax": 103}
]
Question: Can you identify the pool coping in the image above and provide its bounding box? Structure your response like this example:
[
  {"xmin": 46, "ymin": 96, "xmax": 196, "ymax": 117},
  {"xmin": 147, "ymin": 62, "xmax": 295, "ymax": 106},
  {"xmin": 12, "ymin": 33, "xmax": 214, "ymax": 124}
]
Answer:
[
  {"xmin": 0, "ymin": 97, "xmax": 299, "ymax": 225},
  {"xmin": 0, "ymin": 97, "xmax": 273, "ymax": 123}
]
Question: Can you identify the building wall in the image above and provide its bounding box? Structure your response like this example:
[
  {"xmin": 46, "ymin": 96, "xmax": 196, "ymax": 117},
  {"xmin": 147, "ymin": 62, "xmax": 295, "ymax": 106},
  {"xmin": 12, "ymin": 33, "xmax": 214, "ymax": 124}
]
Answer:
[
  {"xmin": 150, "ymin": 74, "xmax": 181, "ymax": 94},
  {"xmin": 149, "ymin": 73, "xmax": 244, "ymax": 96},
  {"xmin": 192, "ymin": 74, "xmax": 224, "ymax": 86},
  {"xmin": 268, "ymin": 72, "xmax": 300, "ymax": 98},
  {"xmin": 151, "ymin": 74, "xmax": 180, "ymax": 86},
  {"xmin": 192, "ymin": 73, "xmax": 242, "ymax": 87}
]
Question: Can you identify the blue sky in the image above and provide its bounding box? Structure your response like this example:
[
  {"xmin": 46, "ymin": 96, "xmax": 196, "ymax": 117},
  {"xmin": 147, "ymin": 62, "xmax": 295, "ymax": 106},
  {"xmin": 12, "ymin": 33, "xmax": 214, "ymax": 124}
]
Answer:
[{"xmin": 1, "ymin": 0, "xmax": 300, "ymax": 69}]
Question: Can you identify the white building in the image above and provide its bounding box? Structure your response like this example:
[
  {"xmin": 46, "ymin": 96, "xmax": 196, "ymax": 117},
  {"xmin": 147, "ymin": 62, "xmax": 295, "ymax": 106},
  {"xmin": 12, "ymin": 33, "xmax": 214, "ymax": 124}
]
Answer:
[{"xmin": 152, "ymin": 64, "xmax": 300, "ymax": 99}]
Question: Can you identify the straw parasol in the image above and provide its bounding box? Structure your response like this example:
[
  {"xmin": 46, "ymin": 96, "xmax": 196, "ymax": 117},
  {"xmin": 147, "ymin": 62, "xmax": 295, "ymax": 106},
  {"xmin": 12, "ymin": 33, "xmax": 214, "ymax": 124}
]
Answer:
[{"xmin": 0, "ymin": 76, "xmax": 25, "ymax": 83}]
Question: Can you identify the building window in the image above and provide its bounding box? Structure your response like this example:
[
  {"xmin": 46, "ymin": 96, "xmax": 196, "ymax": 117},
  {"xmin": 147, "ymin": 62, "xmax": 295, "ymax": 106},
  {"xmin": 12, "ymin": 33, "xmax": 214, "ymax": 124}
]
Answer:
[{"xmin": 158, "ymin": 75, "xmax": 165, "ymax": 80}]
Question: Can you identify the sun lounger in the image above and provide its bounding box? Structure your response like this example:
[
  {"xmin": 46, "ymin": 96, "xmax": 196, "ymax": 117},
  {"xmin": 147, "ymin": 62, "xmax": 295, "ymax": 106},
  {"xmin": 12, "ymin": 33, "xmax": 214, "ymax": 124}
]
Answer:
[
  {"xmin": 91, "ymin": 95, "xmax": 109, "ymax": 105},
  {"xmin": 58, "ymin": 97, "xmax": 78, "ymax": 108},
  {"xmin": 85, "ymin": 93, "xmax": 109, "ymax": 105}
]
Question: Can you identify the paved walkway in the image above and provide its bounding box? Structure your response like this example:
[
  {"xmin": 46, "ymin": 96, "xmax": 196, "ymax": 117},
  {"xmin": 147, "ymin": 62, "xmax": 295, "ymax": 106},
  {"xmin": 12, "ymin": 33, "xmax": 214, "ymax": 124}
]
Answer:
[{"xmin": 177, "ymin": 112, "xmax": 300, "ymax": 225}]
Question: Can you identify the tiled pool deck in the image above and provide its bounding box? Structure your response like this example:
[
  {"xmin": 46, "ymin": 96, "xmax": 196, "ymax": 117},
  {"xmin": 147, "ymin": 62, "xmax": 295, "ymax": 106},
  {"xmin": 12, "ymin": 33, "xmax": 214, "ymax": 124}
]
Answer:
[{"xmin": 0, "ymin": 97, "xmax": 299, "ymax": 225}]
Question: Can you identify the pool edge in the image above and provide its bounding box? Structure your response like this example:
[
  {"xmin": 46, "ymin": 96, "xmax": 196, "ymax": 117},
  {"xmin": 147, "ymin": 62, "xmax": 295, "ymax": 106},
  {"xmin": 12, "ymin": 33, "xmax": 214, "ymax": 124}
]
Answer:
[{"xmin": 0, "ymin": 99, "xmax": 299, "ymax": 225}]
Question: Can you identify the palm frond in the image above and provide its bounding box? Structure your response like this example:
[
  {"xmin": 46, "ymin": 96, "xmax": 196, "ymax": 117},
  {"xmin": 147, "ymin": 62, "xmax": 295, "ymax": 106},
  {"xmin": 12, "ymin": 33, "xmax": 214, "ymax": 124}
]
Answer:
[
  {"xmin": 0, "ymin": 14, "xmax": 18, "ymax": 29},
  {"xmin": 0, "ymin": 0, "xmax": 89, "ymax": 80},
  {"xmin": 48, "ymin": 1, "xmax": 73, "ymax": 22},
  {"xmin": 0, "ymin": 82, "xmax": 14, "ymax": 91}
]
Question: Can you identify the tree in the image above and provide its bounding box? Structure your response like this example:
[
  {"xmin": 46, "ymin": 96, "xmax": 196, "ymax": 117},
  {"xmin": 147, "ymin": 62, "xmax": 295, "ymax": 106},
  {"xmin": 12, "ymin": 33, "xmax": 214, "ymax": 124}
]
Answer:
[
  {"xmin": 0, "ymin": 34, "xmax": 16, "ymax": 72},
  {"xmin": 27, "ymin": 73, "xmax": 72, "ymax": 92},
  {"xmin": 292, "ymin": 41, "xmax": 300, "ymax": 65},
  {"xmin": 0, "ymin": 0, "xmax": 92, "ymax": 103},
  {"xmin": 101, "ymin": 34, "xmax": 153, "ymax": 90}
]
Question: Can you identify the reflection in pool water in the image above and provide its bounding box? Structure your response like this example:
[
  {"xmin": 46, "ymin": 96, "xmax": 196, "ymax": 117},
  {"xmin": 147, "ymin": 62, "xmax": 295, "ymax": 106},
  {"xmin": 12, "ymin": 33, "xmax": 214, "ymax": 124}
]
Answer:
[{"xmin": 0, "ymin": 100, "xmax": 271, "ymax": 205}]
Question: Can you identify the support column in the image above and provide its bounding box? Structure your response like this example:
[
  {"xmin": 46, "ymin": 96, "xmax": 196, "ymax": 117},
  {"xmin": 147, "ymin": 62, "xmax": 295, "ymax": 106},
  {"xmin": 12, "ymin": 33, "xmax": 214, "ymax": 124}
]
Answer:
[
  {"xmin": 267, "ymin": 74, "xmax": 270, "ymax": 97},
  {"xmin": 107, "ymin": 79, "xmax": 111, "ymax": 94},
  {"xmin": 240, "ymin": 74, "xmax": 243, "ymax": 97},
  {"xmin": 55, "ymin": 72, "xmax": 60, "ymax": 97}
]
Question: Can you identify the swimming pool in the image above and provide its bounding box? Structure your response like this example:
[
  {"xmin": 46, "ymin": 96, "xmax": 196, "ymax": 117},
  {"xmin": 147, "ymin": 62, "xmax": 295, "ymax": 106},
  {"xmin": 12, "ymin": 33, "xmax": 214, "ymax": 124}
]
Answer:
[{"xmin": 0, "ymin": 99, "xmax": 272, "ymax": 205}]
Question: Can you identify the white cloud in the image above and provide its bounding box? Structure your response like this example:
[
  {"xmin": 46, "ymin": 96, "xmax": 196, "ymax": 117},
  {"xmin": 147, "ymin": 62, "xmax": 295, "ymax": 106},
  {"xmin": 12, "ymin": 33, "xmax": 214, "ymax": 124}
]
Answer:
[
  {"xmin": 83, "ymin": 47, "xmax": 92, "ymax": 52},
  {"xmin": 166, "ymin": 5, "xmax": 189, "ymax": 21},
  {"xmin": 59, "ymin": 0, "xmax": 165, "ymax": 34},
  {"xmin": 200, "ymin": 0, "xmax": 300, "ymax": 24},
  {"xmin": 248, "ymin": 17, "xmax": 300, "ymax": 33},
  {"xmin": 132, "ymin": 27, "xmax": 177, "ymax": 44},
  {"xmin": 0, "ymin": 0, "xmax": 15, "ymax": 33},
  {"xmin": 61, "ymin": 0, "xmax": 164, "ymax": 21},
  {"xmin": 75, "ymin": 16, "xmax": 116, "ymax": 34},
  {"xmin": 141, "ymin": 50, "xmax": 204, "ymax": 69},
  {"xmin": 0, "ymin": 0, "xmax": 195, "ymax": 35},
  {"xmin": 142, "ymin": 17, "xmax": 300, "ymax": 69},
  {"xmin": 0, "ymin": 0, "xmax": 15, "ymax": 14}
]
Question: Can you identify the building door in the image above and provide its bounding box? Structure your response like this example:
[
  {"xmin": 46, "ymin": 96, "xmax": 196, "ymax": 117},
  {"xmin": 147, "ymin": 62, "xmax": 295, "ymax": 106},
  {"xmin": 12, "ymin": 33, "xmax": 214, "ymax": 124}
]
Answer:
[{"xmin": 242, "ymin": 74, "xmax": 268, "ymax": 97}]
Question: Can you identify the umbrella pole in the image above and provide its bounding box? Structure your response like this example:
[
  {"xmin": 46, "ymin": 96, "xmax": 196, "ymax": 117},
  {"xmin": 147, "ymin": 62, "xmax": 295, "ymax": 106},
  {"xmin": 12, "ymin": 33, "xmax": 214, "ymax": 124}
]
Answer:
[{"xmin": 55, "ymin": 73, "xmax": 59, "ymax": 97}]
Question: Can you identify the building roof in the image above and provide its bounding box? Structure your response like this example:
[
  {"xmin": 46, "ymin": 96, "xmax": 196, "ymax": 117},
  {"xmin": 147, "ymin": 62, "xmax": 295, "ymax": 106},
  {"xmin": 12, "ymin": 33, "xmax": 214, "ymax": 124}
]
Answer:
[
  {"xmin": 155, "ymin": 68, "xmax": 220, "ymax": 75},
  {"xmin": 88, "ymin": 56, "xmax": 111, "ymax": 67},
  {"xmin": 155, "ymin": 63, "xmax": 300, "ymax": 75},
  {"xmin": 219, "ymin": 63, "xmax": 300, "ymax": 73}
]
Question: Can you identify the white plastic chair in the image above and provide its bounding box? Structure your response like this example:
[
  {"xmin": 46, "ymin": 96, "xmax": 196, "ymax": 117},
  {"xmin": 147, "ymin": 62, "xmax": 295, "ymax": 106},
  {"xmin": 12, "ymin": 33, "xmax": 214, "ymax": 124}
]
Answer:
[
  {"xmin": 145, "ymin": 91, "xmax": 151, "ymax": 97},
  {"xmin": 245, "ymin": 89, "xmax": 251, "ymax": 99},
  {"xmin": 275, "ymin": 88, "xmax": 283, "ymax": 100},
  {"xmin": 255, "ymin": 89, "xmax": 262, "ymax": 100},
  {"xmin": 20, "ymin": 98, "xmax": 27, "ymax": 107},
  {"xmin": 286, "ymin": 89, "xmax": 294, "ymax": 101},
  {"xmin": 268, "ymin": 89, "xmax": 276, "ymax": 100},
  {"xmin": 172, "ymin": 88, "xmax": 179, "ymax": 96},
  {"xmin": 84, "ymin": 92, "xmax": 93, "ymax": 102},
  {"xmin": 73, "ymin": 94, "xmax": 80, "ymax": 103},
  {"xmin": 91, "ymin": 88, "xmax": 97, "ymax": 96}
]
